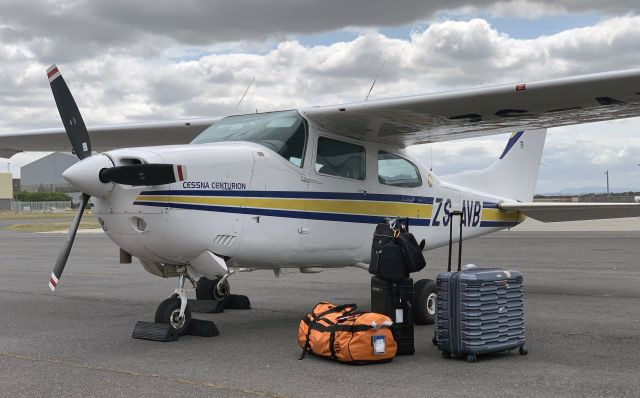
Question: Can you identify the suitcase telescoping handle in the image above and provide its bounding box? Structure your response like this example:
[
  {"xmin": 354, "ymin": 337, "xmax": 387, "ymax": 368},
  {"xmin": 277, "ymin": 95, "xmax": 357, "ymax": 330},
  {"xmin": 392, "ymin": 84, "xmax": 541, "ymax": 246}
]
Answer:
[{"xmin": 447, "ymin": 210, "xmax": 464, "ymax": 272}]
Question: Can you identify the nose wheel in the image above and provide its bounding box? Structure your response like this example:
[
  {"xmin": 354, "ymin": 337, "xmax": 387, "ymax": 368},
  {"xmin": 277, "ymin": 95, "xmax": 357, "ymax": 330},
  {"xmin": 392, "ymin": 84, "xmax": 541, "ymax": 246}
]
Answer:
[
  {"xmin": 155, "ymin": 274, "xmax": 193, "ymax": 335},
  {"xmin": 155, "ymin": 296, "xmax": 192, "ymax": 335}
]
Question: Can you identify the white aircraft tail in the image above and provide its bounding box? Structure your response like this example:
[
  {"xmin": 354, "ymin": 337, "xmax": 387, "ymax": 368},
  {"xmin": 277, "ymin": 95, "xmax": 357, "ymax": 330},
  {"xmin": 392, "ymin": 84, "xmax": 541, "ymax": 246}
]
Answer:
[{"xmin": 442, "ymin": 129, "xmax": 547, "ymax": 202}]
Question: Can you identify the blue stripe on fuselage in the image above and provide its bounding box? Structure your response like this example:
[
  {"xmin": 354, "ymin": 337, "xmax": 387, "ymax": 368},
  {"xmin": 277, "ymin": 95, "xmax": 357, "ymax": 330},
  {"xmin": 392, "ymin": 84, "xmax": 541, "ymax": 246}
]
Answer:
[{"xmin": 133, "ymin": 200, "xmax": 432, "ymax": 226}]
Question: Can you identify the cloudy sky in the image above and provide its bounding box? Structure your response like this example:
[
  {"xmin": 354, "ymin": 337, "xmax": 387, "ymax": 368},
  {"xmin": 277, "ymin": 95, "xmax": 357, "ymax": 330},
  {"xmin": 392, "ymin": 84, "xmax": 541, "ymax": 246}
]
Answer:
[{"xmin": 1, "ymin": 0, "xmax": 640, "ymax": 193}]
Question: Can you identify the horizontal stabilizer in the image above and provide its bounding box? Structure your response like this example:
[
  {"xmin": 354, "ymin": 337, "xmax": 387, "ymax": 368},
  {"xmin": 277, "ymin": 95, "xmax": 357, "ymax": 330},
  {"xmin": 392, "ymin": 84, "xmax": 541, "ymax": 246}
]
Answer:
[{"xmin": 499, "ymin": 202, "xmax": 640, "ymax": 222}]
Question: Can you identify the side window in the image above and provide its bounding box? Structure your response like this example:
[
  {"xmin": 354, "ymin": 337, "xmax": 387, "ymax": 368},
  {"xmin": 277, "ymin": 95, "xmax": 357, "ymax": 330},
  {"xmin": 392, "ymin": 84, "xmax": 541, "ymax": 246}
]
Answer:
[
  {"xmin": 315, "ymin": 137, "xmax": 365, "ymax": 180},
  {"xmin": 377, "ymin": 151, "xmax": 422, "ymax": 187}
]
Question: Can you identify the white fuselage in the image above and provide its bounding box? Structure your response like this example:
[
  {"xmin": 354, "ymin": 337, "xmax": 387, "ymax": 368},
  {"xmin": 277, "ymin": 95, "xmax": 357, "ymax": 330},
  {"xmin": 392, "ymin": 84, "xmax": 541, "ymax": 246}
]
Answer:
[{"xmin": 88, "ymin": 116, "xmax": 520, "ymax": 276}]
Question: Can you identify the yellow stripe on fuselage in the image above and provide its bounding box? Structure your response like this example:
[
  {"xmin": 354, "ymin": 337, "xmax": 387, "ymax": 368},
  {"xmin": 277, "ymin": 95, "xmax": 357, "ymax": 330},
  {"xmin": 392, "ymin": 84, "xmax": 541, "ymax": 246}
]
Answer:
[{"xmin": 136, "ymin": 195, "xmax": 433, "ymax": 218}]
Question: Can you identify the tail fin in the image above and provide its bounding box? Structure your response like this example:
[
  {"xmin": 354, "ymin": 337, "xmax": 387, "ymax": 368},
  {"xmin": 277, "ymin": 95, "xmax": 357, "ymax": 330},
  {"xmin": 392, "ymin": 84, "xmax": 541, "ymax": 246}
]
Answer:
[{"xmin": 442, "ymin": 129, "xmax": 547, "ymax": 202}]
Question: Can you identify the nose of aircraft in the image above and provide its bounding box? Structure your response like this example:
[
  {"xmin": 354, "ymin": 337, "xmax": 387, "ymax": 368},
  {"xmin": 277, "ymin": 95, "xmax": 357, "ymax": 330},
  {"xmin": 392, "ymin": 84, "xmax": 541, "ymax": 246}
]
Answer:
[{"xmin": 63, "ymin": 154, "xmax": 115, "ymax": 198}]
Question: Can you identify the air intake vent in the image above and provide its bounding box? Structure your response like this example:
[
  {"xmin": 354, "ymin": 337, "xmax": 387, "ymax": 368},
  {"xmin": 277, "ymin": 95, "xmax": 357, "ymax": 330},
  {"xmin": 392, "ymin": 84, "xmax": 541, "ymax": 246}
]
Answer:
[
  {"xmin": 119, "ymin": 158, "xmax": 143, "ymax": 165},
  {"xmin": 213, "ymin": 235, "xmax": 236, "ymax": 248}
]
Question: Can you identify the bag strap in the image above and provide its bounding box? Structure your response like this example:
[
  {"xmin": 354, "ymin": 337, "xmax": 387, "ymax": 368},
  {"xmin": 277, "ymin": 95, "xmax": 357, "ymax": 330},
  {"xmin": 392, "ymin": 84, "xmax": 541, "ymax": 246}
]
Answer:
[
  {"xmin": 299, "ymin": 303, "xmax": 357, "ymax": 360},
  {"xmin": 328, "ymin": 320, "xmax": 381, "ymax": 360},
  {"xmin": 302, "ymin": 317, "xmax": 374, "ymax": 332},
  {"xmin": 329, "ymin": 324, "xmax": 338, "ymax": 359},
  {"xmin": 316, "ymin": 303, "xmax": 356, "ymax": 319},
  {"xmin": 388, "ymin": 217, "xmax": 410, "ymax": 234}
]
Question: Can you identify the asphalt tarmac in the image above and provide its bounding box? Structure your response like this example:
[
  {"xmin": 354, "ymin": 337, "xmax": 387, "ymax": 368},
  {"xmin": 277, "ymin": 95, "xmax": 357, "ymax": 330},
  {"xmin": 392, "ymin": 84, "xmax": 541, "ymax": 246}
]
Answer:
[{"xmin": 1, "ymin": 227, "xmax": 639, "ymax": 397}]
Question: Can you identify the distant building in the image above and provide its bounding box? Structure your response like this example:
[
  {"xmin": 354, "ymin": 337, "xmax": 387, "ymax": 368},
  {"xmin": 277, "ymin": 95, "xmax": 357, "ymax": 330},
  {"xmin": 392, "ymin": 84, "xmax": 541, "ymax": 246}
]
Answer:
[
  {"xmin": 0, "ymin": 172, "xmax": 12, "ymax": 210},
  {"xmin": 20, "ymin": 153, "xmax": 78, "ymax": 193}
]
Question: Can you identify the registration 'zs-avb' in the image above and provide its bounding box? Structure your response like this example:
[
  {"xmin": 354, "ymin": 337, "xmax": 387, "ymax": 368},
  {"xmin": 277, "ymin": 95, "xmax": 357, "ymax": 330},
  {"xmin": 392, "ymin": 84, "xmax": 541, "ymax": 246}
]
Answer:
[{"xmin": 2, "ymin": 65, "xmax": 640, "ymax": 334}]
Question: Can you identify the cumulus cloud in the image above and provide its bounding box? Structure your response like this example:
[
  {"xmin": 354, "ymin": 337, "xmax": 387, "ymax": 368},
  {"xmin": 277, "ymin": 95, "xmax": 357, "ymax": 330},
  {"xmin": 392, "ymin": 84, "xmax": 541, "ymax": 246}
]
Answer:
[
  {"xmin": 4, "ymin": 15, "xmax": 640, "ymax": 129},
  {"xmin": 1, "ymin": 1, "xmax": 639, "ymax": 55}
]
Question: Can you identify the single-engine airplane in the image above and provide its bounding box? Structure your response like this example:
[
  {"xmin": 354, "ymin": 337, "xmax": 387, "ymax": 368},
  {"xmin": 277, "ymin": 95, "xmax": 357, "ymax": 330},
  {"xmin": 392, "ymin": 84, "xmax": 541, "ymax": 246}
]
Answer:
[{"xmin": 1, "ymin": 65, "xmax": 640, "ymax": 333}]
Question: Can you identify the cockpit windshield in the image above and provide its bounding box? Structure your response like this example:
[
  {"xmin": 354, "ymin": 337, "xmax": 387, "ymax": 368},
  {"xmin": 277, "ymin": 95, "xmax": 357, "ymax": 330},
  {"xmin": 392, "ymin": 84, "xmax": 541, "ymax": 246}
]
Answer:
[{"xmin": 191, "ymin": 110, "xmax": 307, "ymax": 167}]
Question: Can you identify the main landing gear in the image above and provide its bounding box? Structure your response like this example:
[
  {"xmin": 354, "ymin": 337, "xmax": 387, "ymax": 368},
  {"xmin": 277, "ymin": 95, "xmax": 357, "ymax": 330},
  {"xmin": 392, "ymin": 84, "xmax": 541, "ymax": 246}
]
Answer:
[
  {"xmin": 195, "ymin": 274, "xmax": 231, "ymax": 301},
  {"xmin": 191, "ymin": 275, "xmax": 251, "ymax": 313},
  {"xmin": 414, "ymin": 279, "xmax": 437, "ymax": 325}
]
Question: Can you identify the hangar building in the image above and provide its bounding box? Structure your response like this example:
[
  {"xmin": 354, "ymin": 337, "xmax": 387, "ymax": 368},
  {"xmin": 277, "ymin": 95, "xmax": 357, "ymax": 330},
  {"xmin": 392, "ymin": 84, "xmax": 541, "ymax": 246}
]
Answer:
[
  {"xmin": 20, "ymin": 152, "xmax": 78, "ymax": 193},
  {"xmin": 0, "ymin": 171, "xmax": 12, "ymax": 210}
]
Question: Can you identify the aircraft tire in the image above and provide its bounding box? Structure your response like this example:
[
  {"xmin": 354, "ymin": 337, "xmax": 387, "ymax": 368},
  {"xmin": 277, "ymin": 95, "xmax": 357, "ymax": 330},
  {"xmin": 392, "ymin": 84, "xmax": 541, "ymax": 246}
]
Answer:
[
  {"xmin": 414, "ymin": 279, "xmax": 437, "ymax": 325},
  {"xmin": 195, "ymin": 277, "xmax": 216, "ymax": 300},
  {"xmin": 155, "ymin": 297, "xmax": 192, "ymax": 335},
  {"xmin": 195, "ymin": 277, "xmax": 230, "ymax": 301}
]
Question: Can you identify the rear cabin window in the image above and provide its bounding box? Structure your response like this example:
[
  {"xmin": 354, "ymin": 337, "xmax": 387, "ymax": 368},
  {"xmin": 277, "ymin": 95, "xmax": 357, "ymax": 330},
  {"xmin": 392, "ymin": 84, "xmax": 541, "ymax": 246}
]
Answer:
[
  {"xmin": 315, "ymin": 137, "xmax": 365, "ymax": 180},
  {"xmin": 377, "ymin": 151, "xmax": 422, "ymax": 187}
]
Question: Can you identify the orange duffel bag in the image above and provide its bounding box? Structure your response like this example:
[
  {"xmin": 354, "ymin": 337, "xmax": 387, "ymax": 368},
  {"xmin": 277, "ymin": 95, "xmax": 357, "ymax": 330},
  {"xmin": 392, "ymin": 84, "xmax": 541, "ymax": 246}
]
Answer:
[{"xmin": 298, "ymin": 302, "xmax": 397, "ymax": 364}]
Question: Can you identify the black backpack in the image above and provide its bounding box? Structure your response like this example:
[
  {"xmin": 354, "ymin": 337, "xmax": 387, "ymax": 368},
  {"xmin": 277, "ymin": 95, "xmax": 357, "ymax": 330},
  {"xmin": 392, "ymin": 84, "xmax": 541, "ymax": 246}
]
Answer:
[
  {"xmin": 396, "ymin": 232, "xmax": 426, "ymax": 273},
  {"xmin": 369, "ymin": 218, "xmax": 426, "ymax": 281}
]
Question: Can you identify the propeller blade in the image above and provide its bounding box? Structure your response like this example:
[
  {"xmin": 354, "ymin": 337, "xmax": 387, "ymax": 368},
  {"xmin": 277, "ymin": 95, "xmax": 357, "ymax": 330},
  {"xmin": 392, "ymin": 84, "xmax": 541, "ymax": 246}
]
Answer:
[
  {"xmin": 47, "ymin": 64, "xmax": 92, "ymax": 160},
  {"xmin": 98, "ymin": 164, "xmax": 186, "ymax": 186},
  {"xmin": 49, "ymin": 193, "xmax": 91, "ymax": 292}
]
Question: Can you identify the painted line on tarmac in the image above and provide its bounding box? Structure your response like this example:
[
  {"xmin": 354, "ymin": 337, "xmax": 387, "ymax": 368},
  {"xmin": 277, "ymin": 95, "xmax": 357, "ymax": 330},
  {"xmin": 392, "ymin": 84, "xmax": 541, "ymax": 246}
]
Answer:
[
  {"xmin": 0, "ymin": 234, "xmax": 106, "ymax": 238},
  {"xmin": 481, "ymin": 234, "xmax": 639, "ymax": 238},
  {"xmin": 0, "ymin": 352, "xmax": 287, "ymax": 398}
]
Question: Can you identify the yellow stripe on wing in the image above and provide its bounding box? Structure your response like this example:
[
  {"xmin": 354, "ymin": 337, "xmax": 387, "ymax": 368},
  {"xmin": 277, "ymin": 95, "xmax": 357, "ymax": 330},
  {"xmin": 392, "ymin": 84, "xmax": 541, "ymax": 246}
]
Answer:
[{"xmin": 481, "ymin": 208, "xmax": 522, "ymax": 222}]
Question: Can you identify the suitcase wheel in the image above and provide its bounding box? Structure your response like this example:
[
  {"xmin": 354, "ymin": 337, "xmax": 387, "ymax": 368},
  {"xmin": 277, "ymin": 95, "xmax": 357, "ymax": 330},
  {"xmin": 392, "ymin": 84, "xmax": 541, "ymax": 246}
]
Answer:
[
  {"xmin": 442, "ymin": 351, "xmax": 451, "ymax": 359},
  {"xmin": 466, "ymin": 354, "xmax": 477, "ymax": 363},
  {"xmin": 431, "ymin": 334, "xmax": 437, "ymax": 346},
  {"xmin": 519, "ymin": 346, "xmax": 528, "ymax": 356}
]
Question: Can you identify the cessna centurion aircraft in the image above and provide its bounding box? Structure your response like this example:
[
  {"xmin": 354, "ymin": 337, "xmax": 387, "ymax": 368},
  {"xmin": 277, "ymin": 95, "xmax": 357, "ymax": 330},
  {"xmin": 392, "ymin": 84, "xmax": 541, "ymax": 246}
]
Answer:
[{"xmin": 1, "ymin": 65, "xmax": 640, "ymax": 334}]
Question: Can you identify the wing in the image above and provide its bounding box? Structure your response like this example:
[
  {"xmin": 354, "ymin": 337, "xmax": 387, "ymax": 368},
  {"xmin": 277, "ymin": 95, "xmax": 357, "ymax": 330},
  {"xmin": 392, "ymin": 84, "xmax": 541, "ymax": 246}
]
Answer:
[
  {"xmin": 300, "ymin": 69, "xmax": 640, "ymax": 146},
  {"xmin": 0, "ymin": 118, "xmax": 219, "ymax": 157},
  {"xmin": 499, "ymin": 202, "xmax": 640, "ymax": 222}
]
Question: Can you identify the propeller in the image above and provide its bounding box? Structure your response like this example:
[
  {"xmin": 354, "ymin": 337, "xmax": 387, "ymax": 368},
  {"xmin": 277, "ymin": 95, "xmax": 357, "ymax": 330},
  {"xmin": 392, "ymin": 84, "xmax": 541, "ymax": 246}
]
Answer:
[
  {"xmin": 99, "ymin": 164, "xmax": 185, "ymax": 186},
  {"xmin": 47, "ymin": 65, "xmax": 92, "ymax": 160},
  {"xmin": 48, "ymin": 193, "xmax": 90, "ymax": 292},
  {"xmin": 47, "ymin": 65, "xmax": 94, "ymax": 291}
]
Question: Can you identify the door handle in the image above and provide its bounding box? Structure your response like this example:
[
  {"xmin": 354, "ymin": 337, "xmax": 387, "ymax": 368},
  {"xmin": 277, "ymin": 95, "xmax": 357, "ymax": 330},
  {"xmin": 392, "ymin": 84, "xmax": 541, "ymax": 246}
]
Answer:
[
  {"xmin": 301, "ymin": 175, "xmax": 322, "ymax": 184},
  {"xmin": 298, "ymin": 227, "xmax": 310, "ymax": 234}
]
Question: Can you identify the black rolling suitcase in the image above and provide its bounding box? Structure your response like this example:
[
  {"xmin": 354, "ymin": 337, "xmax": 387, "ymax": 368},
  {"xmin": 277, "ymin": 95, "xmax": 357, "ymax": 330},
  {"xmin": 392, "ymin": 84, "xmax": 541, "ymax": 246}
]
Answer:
[
  {"xmin": 435, "ymin": 211, "xmax": 528, "ymax": 362},
  {"xmin": 371, "ymin": 276, "xmax": 415, "ymax": 355}
]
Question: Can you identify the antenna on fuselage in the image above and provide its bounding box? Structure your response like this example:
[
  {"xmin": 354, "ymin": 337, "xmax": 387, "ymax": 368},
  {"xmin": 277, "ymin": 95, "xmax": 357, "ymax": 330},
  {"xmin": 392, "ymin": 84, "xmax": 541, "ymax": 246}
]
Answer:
[
  {"xmin": 364, "ymin": 60, "xmax": 386, "ymax": 102},
  {"xmin": 430, "ymin": 143, "xmax": 433, "ymax": 171},
  {"xmin": 235, "ymin": 76, "xmax": 255, "ymax": 111}
]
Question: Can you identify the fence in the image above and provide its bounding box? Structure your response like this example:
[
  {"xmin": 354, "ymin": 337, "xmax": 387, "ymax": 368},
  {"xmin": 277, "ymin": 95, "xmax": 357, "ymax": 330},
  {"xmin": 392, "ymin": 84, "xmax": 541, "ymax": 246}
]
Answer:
[
  {"xmin": 535, "ymin": 195, "xmax": 639, "ymax": 203},
  {"xmin": 10, "ymin": 201, "xmax": 73, "ymax": 212}
]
